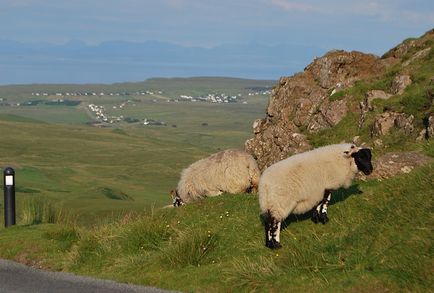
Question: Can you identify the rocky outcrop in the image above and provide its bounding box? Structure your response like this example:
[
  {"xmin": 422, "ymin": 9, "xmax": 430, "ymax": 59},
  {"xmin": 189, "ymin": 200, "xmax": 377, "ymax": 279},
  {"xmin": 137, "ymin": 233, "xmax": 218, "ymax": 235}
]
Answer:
[
  {"xmin": 245, "ymin": 50, "xmax": 387, "ymax": 170},
  {"xmin": 417, "ymin": 115, "xmax": 434, "ymax": 140},
  {"xmin": 245, "ymin": 30, "xmax": 433, "ymax": 171},
  {"xmin": 368, "ymin": 152, "xmax": 432, "ymax": 180},
  {"xmin": 391, "ymin": 75, "xmax": 412, "ymax": 95},
  {"xmin": 371, "ymin": 112, "xmax": 415, "ymax": 137},
  {"xmin": 382, "ymin": 29, "xmax": 434, "ymax": 59}
]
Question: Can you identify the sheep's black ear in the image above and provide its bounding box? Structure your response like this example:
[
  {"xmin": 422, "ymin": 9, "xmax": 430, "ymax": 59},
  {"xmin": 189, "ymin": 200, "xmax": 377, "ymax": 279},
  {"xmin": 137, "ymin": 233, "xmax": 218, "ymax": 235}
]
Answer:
[
  {"xmin": 170, "ymin": 189, "xmax": 178, "ymax": 199},
  {"xmin": 351, "ymin": 148, "xmax": 372, "ymax": 159}
]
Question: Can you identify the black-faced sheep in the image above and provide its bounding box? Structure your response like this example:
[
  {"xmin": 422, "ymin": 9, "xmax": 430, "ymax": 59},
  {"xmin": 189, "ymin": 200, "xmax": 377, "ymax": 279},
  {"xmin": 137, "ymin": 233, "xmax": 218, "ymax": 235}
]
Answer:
[
  {"xmin": 171, "ymin": 149, "xmax": 260, "ymax": 206},
  {"xmin": 259, "ymin": 143, "xmax": 373, "ymax": 249}
]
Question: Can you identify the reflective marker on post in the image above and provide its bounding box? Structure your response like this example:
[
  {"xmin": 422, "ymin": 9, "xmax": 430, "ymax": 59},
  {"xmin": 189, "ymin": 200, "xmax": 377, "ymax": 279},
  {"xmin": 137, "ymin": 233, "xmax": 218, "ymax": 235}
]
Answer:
[{"xmin": 4, "ymin": 167, "xmax": 16, "ymax": 227}]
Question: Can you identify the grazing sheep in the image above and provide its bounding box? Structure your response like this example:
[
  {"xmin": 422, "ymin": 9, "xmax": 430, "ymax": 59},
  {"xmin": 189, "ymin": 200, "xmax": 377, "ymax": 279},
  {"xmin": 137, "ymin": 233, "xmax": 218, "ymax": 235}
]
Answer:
[
  {"xmin": 172, "ymin": 149, "xmax": 260, "ymax": 206},
  {"xmin": 259, "ymin": 143, "xmax": 373, "ymax": 249}
]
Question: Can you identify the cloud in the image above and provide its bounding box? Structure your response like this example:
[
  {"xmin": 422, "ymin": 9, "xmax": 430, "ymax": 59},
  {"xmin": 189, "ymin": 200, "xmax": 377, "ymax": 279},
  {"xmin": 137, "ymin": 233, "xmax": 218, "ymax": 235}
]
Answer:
[{"xmin": 270, "ymin": 0, "xmax": 319, "ymax": 12}]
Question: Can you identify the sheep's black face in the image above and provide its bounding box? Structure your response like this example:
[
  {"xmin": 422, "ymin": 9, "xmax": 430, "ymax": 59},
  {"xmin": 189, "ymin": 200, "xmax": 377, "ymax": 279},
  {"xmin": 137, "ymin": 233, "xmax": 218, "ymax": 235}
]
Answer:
[{"xmin": 351, "ymin": 148, "xmax": 373, "ymax": 175}]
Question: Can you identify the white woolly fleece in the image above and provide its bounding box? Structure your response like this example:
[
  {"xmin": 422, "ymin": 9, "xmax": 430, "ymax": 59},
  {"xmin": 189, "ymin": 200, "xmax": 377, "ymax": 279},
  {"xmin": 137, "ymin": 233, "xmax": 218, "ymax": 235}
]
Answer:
[
  {"xmin": 259, "ymin": 143, "xmax": 360, "ymax": 221},
  {"xmin": 177, "ymin": 149, "xmax": 260, "ymax": 203}
]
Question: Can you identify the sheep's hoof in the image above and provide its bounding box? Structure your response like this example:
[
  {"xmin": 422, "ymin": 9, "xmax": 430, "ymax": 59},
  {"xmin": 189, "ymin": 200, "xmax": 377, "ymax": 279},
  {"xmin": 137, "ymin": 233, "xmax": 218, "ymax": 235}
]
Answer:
[
  {"xmin": 319, "ymin": 212, "xmax": 329, "ymax": 224},
  {"xmin": 312, "ymin": 210, "xmax": 328, "ymax": 224},
  {"xmin": 312, "ymin": 210, "xmax": 320, "ymax": 224},
  {"xmin": 266, "ymin": 239, "xmax": 282, "ymax": 250}
]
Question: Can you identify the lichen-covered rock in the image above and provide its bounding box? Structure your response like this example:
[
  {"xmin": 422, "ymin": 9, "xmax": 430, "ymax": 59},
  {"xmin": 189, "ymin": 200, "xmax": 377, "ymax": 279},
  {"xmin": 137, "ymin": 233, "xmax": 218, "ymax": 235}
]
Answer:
[
  {"xmin": 427, "ymin": 115, "xmax": 434, "ymax": 138},
  {"xmin": 245, "ymin": 29, "xmax": 433, "ymax": 171},
  {"xmin": 391, "ymin": 75, "xmax": 412, "ymax": 95},
  {"xmin": 369, "ymin": 152, "xmax": 432, "ymax": 180},
  {"xmin": 245, "ymin": 50, "xmax": 386, "ymax": 170},
  {"xmin": 306, "ymin": 50, "xmax": 384, "ymax": 89},
  {"xmin": 371, "ymin": 112, "xmax": 414, "ymax": 137},
  {"xmin": 417, "ymin": 115, "xmax": 434, "ymax": 140}
]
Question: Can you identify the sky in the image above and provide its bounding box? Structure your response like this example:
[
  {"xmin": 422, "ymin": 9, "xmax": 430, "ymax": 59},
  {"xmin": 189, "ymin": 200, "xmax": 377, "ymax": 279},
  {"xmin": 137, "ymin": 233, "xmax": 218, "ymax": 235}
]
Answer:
[{"xmin": 0, "ymin": 0, "xmax": 433, "ymax": 84}]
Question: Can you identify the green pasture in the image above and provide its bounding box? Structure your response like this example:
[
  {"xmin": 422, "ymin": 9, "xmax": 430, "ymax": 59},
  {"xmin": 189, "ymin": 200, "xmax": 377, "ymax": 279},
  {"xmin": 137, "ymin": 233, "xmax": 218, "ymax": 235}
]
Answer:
[{"xmin": 0, "ymin": 163, "xmax": 432, "ymax": 292}]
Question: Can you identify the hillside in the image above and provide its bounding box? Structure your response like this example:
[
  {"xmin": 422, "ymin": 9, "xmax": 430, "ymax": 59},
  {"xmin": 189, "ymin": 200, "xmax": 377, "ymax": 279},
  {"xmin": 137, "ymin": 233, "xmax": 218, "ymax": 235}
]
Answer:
[
  {"xmin": 246, "ymin": 29, "xmax": 434, "ymax": 170},
  {"xmin": 0, "ymin": 31, "xmax": 433, "ymax": 292}
]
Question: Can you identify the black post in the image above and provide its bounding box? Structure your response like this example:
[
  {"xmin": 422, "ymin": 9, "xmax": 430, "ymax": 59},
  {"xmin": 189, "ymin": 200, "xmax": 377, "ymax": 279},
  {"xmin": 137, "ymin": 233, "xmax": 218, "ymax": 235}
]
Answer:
[{"xmin": 4, "ymin": 167, "xmax": 16, "ymax": 227}]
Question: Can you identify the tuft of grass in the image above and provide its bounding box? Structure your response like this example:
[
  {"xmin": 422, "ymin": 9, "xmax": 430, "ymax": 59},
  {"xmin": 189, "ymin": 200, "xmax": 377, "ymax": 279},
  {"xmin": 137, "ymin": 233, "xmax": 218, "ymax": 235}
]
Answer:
[
  {"xmin": 159, "ymin": 227, "xmax": 218, "ymax": 269},
  {"xmin": 225, "ymin": 256, "xmax": 279, "ymax": 291},
  {"xmin": 20, "ymin": 197, "xmax": 58, "ymax": 225},
  {"xmin": 117, "ymin": 213, "xmax": 172, "ymax": 253},
  {"xmin": 44, "ymin": 226, "xmax": 79, "ymax": 252}
]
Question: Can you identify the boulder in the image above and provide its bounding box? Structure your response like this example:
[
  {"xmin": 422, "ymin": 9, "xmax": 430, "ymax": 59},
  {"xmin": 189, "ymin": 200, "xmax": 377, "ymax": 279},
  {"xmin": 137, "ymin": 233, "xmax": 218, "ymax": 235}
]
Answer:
[
  {"xmin": 369, "ymin": 152, "xmax": 432, "ymax": 180},
  {"xmin": 365, "ymin": 90, "xmax": 392, "ymax": 109},
  {"xmin": 391, "ymin": 75, "xmax": 412, "ymax": 95},
  {"xmin": 245, "ymin": 50, "xmax": 386, "ymax": 170},
  {"xmin": 371, "ymin": 112, "xmax": 414, "ymax": 137}
]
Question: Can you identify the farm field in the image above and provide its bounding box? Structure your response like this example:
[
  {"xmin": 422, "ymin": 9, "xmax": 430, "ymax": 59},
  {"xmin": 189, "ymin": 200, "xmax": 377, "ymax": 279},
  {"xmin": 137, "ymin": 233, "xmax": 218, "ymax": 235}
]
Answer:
[{"xmin": 0, "ymin": 77, "xmax": 272, "ymax": 223}]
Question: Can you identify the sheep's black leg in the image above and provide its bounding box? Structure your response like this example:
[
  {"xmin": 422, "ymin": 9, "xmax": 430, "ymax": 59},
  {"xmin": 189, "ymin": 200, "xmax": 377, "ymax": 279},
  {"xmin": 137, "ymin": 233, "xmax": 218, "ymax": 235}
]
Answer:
[
  {"xmin": 264, "ymin": 211, "xmax": 282, "ymax": 249},
  {"xmin": 312, "ymin": 190, "xmax": 332, "ymax": 224}
]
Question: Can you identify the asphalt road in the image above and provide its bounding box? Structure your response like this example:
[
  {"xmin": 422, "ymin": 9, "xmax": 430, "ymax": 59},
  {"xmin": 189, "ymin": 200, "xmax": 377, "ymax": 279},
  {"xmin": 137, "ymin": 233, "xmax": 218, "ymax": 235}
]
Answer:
[{"xmin": 0, "ymin": 259, "xmax": 178, "ymax": 293}]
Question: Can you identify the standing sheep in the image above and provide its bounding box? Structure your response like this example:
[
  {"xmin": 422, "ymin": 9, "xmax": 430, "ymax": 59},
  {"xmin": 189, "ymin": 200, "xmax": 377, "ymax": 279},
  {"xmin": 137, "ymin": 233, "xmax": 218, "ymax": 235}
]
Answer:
[
  {"xmin": 172, "ymin": 149, "xmax": 260, "ymax": 206},
  {"xmin": 259, "ymin": 143, "xmax": 373, "ymax": 249}
]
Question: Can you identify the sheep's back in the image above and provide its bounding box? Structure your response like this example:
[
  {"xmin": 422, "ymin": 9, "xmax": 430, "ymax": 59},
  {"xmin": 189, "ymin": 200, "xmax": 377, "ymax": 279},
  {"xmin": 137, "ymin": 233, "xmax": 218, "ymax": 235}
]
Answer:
[
  {"xmin": 177, "ymin": 149, "xmax": 258, "ymax": 201},
  {"xmin": 258, "ymin": 144, "xmax": 354, "ymax": 217}
]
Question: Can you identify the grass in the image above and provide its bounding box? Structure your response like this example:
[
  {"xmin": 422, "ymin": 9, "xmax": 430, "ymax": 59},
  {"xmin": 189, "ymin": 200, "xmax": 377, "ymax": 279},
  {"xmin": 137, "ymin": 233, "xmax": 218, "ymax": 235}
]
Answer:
[
  {"xmin": 0, "ymin": 163, "xmax": 432, "ymax": 292},
  {"xmin": 0, "ymin": 92, "xmax": 267, "ymax": 223}
]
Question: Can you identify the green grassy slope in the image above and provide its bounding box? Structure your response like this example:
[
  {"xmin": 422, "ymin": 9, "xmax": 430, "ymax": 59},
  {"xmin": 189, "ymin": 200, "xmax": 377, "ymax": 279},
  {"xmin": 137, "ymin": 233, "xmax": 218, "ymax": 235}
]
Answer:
[
  {"xmin": 0, "ymin": 119, "xmax": 233, "ymax": 220},
  {"xmin": 0, "ymin": 162, "xmax": 432, "ymax": 292}
]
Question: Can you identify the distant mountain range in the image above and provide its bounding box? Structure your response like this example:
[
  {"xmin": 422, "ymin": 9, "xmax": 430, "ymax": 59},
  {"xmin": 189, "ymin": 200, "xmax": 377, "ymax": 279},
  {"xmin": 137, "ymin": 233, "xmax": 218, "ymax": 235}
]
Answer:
[{"xmin": 0, "ymin": 39, "xmax": 327, "ymax": 85}]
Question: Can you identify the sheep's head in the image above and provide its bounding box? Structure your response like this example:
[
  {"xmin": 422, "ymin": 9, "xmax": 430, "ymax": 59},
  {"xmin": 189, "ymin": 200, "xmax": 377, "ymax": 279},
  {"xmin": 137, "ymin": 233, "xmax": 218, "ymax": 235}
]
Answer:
[
  {"xmin": 170, "ymin": 189, "xmax": 185, "ymax": 207},
  {"xmin": 345, "ymin": 145, "xmax": 373, "ymax": 175}
]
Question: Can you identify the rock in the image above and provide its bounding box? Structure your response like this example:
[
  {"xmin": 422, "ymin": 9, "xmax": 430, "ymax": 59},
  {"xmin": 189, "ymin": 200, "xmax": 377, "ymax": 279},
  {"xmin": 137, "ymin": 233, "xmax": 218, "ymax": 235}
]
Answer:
[
  {"xmin": 417, "ymin": 129, "xmax": 427, "ymax": 141},
  {"xmin": 245, "ymin": 29, "xmax": 433, "ymax": 171},
  {"xmin": 400, "ymin": 166, "xmax": 413, "ymax": 173},
  {"xmin": 382, "ymin": 29, "xmax": 434, "ymax": 59},
  {"xmin": 373, "ymin": 139, "xmax": 384, "ymax": 148},
  {"xmin": 306, "ymin": 50, "xmax": 384, "ymax": 89},
  {"xmin": 307, "ymin": 98, "xmax": 349, "ymax": 132},
  {"xmin": 391, "ymin": 75, "xmax": 412, "ymax": 95},
  {"xmin": 245, "ymin": 50, "xmax": 386, "ymax": 170},
  {"xmin": 371, "ymin": 112, "xmax": 414, "ymax": 137},
  {"xmin": 370, "ymin": 151, "xmax": 432, "ymax": 179},
  {"xmin": 352, "ymin": 136, "xmax": 361, "ymax": 145},
  {"xmin": 252, "ymin": 119, "xmax": 264, "ymax": 134},
  {"xmin": 418, "ymin": 115, "xmax": 434, "ymax": 140},
  {"xmin": 365, "ymin": 90, "xmax": 392, "ymax": 109},
  {"xmin": 403, "ymin": 47, "xmax": 432, "ymax": 67},
  {"xmin": 427, "ymin": 115, "xmax": 434, "ymax": 138}
]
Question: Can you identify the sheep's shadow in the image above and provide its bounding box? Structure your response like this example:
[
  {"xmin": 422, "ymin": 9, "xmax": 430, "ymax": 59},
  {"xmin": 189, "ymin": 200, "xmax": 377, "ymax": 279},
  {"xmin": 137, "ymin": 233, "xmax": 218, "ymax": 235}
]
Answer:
[{"xmin": 260, "ymin": 184, "xmax": 363, "ymax": 231}]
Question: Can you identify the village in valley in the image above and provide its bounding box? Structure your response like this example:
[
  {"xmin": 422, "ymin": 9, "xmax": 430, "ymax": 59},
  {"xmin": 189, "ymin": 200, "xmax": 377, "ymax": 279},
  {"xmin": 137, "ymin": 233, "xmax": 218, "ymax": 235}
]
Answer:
[{"xmin": 0, "ymin": 84, "xmax": 272, "ymax": 127}]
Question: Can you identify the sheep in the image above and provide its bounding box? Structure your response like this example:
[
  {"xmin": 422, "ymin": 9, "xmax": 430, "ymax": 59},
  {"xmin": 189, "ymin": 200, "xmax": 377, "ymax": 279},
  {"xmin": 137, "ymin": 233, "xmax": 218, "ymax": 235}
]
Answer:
[
  {"xmin": 259, "ymin": 143, "xmax": 373, "ymax": 249},
  {"xmin": 171, "ymin": 149, "xmax": 261, "ymax": 206}
]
